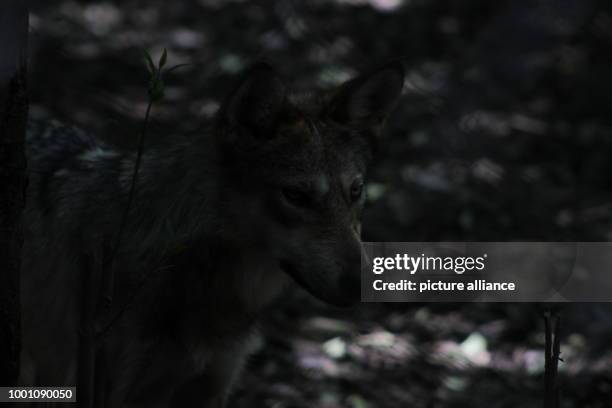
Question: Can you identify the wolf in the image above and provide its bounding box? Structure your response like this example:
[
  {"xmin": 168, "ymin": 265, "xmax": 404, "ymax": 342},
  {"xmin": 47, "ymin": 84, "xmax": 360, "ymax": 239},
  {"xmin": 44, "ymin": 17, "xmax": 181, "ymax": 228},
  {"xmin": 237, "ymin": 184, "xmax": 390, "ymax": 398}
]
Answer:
[{"xmin": 19, "ymin": 62, "xmax": 404, "ymax": 407}]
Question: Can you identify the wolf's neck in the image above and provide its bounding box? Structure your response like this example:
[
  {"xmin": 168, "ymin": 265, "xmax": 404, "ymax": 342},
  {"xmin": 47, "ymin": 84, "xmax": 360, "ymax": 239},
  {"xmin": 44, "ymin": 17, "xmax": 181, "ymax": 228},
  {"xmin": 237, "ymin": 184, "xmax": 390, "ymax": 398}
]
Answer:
[{"xmin": 117, "ymin": 134, "xmax": 221, "ymax": 256}]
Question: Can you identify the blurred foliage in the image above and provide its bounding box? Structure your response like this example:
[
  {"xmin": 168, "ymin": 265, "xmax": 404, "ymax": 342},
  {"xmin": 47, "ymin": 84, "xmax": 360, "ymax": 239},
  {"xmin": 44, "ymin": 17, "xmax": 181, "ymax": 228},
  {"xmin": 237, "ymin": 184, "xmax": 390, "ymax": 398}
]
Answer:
[{"xmin": 28, "ymin": 0, "xmax": 612, "ymax": 406}]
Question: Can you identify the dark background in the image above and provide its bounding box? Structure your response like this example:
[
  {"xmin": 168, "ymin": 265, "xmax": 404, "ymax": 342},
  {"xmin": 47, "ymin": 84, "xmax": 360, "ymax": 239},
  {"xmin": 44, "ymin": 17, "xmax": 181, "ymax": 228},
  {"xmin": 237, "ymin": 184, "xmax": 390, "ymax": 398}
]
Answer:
[{"xmin": 28, "ymin": 0, "xmax": 612, "ymax": 406}]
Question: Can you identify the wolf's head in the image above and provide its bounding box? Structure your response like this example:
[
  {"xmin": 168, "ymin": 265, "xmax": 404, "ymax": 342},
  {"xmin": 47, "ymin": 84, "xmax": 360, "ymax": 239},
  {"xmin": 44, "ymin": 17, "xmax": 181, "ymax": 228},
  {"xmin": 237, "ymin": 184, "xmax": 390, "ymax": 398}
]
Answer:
[{"xmin": 214, "ymin": 63, "xmax": 404, "ymax": 306}]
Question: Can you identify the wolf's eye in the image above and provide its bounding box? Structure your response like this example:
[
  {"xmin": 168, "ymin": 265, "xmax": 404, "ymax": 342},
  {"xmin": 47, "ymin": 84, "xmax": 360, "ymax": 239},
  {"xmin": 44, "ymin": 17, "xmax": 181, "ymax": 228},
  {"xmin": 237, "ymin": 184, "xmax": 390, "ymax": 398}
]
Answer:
[
  {"xmin": 350, "ymin": 178, "xmax": 364, "ymax": 202},
  {"xmin": 281, "ymin": 187, "xmax": 311, "ymax": 208}
]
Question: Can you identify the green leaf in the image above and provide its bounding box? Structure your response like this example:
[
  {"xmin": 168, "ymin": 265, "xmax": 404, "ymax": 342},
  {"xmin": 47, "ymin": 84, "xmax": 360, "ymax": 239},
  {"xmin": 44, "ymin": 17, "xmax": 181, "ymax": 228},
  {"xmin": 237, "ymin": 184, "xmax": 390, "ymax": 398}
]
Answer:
[
  {"xmin": 159, "ymin": 48, "xmax": 168, "ymax": 69},
  {"xmin": 148, "ymin": 75, "xmax": 165, "ymax": 102},
  {"xmin": 348, "ymin": 395, "xmax": 369, "ymax": 408},
  {"xmin": 143, "ymin": 50, "xmax": 156, "ymax": 74}
]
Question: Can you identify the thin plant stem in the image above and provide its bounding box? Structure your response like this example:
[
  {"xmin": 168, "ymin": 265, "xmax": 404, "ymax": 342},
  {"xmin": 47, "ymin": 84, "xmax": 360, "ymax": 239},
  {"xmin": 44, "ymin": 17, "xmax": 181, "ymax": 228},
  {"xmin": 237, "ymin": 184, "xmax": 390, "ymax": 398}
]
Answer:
[{"xmin": 102, "ymin": 98, "xmax": 154, "ymax": 306}]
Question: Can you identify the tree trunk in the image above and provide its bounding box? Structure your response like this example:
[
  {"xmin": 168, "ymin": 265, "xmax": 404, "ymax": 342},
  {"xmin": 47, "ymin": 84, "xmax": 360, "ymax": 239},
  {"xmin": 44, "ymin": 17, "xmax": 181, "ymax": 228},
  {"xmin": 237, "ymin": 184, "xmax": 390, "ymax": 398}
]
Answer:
[{"xmin": 0, "ymin": 1, "xmax": 29, "ymax": 386}]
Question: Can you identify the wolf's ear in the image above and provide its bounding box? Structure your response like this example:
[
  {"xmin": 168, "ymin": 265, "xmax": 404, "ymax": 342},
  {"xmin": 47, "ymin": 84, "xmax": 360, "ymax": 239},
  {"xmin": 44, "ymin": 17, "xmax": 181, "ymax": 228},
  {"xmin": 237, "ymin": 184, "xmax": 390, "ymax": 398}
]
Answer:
[
  {"xmin": 327, "ymin": 62, "xmax": 404, "ymax": 128},
  {"xmin": 219, "ymin": 63, "xmax": 286, "ymax": 140}
]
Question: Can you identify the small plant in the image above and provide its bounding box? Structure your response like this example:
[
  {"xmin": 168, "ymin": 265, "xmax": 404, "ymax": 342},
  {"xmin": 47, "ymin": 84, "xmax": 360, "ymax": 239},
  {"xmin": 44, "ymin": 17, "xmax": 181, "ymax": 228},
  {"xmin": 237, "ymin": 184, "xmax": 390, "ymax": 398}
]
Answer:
[
  {"xmin": 144, "ymin": 48, "xmax": 167, "ymax": 102},
  {"xmin": 96, "ymin": 48, "xmax": 195, "ymax": 336},
  {"xmin": 102, "ymin": 48, "xmax": 169, "ymax": 309}
]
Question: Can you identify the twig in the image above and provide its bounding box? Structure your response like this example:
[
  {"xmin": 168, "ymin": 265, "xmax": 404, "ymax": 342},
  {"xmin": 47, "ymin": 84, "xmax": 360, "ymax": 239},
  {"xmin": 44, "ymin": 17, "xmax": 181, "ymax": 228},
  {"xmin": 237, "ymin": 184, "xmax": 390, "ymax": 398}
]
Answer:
[{"xmin": 543, "ymin": 311, "xmax": 562, "ymax": 408}]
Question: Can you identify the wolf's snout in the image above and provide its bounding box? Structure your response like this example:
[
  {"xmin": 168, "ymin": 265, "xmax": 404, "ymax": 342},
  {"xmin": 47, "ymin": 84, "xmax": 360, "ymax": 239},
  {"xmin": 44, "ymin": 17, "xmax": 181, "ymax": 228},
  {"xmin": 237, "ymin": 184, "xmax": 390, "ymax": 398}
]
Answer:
[{"xmin": 279, "ymin": 230, "xmax": 364, "ymax": 307}]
